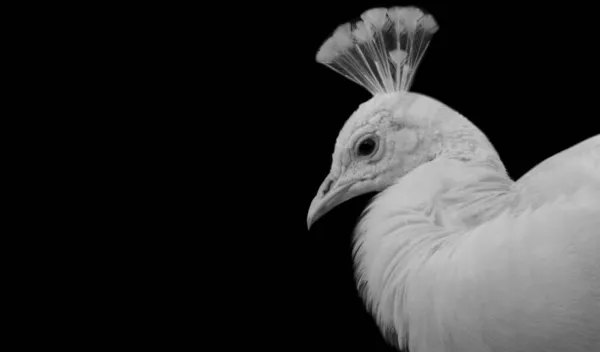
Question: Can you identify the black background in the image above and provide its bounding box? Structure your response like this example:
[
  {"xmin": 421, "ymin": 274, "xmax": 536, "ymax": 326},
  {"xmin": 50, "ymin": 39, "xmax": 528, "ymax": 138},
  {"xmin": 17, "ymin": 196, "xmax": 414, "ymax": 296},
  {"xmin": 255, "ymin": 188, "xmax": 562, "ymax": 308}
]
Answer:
[
  {"xmin": 17, "ymin": 2, "xmax": 600, "ymax": 350},
  {"xmin": 217, "ymin": 2, "xmax": 600, "ymax": 351}
]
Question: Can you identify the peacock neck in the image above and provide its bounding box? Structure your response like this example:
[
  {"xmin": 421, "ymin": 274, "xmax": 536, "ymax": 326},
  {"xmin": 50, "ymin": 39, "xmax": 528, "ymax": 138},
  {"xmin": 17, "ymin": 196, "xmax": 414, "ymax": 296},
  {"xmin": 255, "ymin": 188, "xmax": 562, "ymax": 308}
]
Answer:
[{"xmin": 353, "ymin": 156, "xmax": 515, "ymax": 340}]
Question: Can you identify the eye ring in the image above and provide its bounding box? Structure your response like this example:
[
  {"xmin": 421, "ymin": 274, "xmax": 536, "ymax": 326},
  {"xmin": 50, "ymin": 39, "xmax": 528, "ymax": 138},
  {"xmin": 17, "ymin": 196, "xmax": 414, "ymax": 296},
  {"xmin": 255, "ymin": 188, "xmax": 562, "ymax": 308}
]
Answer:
[{"xmin": 355, "ymin": 134, "xmax": 379, "ymax": 157}]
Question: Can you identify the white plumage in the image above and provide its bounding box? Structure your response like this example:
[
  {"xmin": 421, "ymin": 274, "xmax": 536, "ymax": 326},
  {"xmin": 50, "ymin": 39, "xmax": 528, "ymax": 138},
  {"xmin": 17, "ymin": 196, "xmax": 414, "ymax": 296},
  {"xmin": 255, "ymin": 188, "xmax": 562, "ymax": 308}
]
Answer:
[
  {"xmin": 307, "ymin": 6, "xmax": 600, "ymax": 352},
  {"xmin": 316, "ymin": 7, "xmax": 437, "ymax": 94}
]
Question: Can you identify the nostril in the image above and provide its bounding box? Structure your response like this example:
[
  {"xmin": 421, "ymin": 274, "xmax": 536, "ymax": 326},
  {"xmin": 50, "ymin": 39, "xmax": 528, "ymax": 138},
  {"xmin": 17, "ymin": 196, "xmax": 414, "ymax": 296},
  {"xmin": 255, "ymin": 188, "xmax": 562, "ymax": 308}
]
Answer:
[{"xmin": 321, "ymin": 178, "xmax": 333, "ymax": 195}]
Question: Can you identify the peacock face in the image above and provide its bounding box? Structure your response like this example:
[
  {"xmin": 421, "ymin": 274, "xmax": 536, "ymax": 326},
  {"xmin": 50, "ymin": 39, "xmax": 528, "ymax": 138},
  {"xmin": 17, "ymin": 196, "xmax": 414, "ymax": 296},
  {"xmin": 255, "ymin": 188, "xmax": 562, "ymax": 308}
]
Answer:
[{"xmin": 307, "ymin": 94, "xmax": 438, "ymax": 228}]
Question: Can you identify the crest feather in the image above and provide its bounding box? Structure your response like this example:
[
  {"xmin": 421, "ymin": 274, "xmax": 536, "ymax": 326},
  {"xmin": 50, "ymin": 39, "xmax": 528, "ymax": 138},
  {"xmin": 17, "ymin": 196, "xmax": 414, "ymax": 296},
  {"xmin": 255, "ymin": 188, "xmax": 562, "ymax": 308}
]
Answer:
[{"xmin": 316, "ymin": 6, "xmax": 438, "ymax": 95}]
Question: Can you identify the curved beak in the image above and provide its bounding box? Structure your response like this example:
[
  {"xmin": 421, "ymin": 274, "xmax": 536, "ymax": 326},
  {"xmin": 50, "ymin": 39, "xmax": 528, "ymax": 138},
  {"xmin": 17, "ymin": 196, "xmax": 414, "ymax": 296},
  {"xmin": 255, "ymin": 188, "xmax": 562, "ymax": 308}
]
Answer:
[{"xmin": 307, "ymin": 174, "xmax": 355, "ymax": 230}]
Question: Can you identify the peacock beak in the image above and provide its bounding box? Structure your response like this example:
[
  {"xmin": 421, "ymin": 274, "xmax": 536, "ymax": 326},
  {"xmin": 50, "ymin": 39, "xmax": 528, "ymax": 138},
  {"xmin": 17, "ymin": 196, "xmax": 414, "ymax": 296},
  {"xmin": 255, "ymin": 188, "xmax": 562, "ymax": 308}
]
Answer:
[{"xmin": 307, "ymin": 174, "xmax": 355, "ymax": 229}]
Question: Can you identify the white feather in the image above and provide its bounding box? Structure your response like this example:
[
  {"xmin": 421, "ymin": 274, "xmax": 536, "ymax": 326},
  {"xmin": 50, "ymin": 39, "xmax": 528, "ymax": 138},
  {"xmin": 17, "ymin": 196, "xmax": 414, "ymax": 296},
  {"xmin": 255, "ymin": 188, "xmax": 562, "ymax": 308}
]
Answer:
[
  {"xmin": 312, "ymin": 6, "xmax": 600, "ymax": 352},
  {"xmin": 316, "ymin": 7, "xmax": 438, "ymax": 94},
  {"xmin": 354, "ymin": 136, "xmax": 600, "ymax": 351}
]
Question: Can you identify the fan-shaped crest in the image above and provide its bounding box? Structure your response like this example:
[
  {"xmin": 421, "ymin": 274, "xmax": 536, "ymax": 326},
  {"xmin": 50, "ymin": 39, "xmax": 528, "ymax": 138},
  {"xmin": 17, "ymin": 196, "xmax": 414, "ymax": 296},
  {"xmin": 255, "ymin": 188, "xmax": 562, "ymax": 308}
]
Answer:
[{"xmin": 316, "ymin": 7, "xmax": 438, "ymax": 95}]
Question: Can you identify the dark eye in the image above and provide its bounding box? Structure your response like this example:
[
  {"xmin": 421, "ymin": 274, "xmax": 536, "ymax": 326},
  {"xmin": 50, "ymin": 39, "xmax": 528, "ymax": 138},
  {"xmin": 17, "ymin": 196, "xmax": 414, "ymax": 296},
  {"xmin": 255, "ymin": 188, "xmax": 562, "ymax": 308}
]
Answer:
[{"xmin": 356, "ymin": 137, "xmax": 377, "ymax": 157}]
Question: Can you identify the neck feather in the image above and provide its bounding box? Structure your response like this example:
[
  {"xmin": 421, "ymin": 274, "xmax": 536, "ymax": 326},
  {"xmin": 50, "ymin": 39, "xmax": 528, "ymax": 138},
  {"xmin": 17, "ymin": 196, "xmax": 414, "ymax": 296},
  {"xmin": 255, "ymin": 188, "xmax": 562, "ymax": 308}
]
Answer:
[{"xmin": 353, "ymin": 157, "xmax": 514, "ymax": 346}]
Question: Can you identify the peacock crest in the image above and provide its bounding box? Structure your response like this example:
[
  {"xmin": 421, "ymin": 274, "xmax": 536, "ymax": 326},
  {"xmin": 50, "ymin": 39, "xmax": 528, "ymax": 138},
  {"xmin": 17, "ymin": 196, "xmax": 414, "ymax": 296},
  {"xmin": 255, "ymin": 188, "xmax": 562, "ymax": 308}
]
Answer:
[{"xmin": 316, "ymin": 7, "xmax": 438, "ymax": 95}]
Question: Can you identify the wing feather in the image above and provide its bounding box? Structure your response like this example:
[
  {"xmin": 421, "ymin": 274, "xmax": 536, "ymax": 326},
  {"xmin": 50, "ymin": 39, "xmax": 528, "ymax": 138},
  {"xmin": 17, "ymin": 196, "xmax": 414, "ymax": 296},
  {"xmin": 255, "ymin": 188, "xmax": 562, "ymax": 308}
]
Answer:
[
  {"xmin": 515, "ymin": 134, "xmax": 600, "ymax": 211},
  {"xmin": 408, "ymin": 186, "xmax": 600, "ymax": 351},
  {"xmin": 404, "ymin": 135, "xmax": 600, "ymax": 351}
]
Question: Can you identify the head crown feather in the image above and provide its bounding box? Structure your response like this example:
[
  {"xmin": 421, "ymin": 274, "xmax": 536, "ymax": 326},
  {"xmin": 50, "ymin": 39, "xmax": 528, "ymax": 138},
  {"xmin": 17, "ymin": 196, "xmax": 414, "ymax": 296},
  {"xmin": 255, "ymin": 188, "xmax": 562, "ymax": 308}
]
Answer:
[{"xmin": 316, "ymin": 7, "xmax": 438, "ymax": 95}]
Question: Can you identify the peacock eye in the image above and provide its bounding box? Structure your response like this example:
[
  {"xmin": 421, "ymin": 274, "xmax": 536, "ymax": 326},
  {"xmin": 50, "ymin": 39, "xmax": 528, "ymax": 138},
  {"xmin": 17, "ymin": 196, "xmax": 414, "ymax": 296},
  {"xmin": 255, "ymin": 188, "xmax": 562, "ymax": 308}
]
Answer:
[{"xmin": 355, "ymin": 136, "xmax": 378, "ymax": 157}]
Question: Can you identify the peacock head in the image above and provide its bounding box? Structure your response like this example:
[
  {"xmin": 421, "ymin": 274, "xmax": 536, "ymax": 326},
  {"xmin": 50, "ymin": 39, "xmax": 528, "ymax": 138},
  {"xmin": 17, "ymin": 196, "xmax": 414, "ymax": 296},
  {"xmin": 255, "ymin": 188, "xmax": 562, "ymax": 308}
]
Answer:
[
  {"xmin": 307, "ymin": 7, "xmax": 444, "ymax": 228},
  {"xmin": 307, "ymin": 91, "xmax": 461, "ymax": 228}
]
